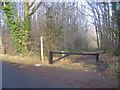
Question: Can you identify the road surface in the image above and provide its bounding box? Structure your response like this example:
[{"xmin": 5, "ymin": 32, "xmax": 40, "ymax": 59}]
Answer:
[
  {"xmin": 2, "ymin": 61, "xmax": 71, "ymax": 88},
  {"xmin": 1, "ymin": 61, "xmax": 118, "ymax": 88}
]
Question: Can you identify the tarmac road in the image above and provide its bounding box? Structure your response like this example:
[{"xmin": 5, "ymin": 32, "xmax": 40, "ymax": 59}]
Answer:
[
  {"xmin": 2, "ymin": 61, "xmax": 71, "ymax": 88},
  {"xmin": 1, "ymin": 61, "xmax": 118, "ymax": 88}
]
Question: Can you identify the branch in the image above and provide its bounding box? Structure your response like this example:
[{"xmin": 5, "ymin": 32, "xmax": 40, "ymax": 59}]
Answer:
[
  {"xmin": 28, "ymin": 0, "xmax": 43, "ymax": 16},
  {"xmin": 76, "ymin": 6, "xmax": 95, "ymax": 18},
  {"xmin": 28, "ymin": 0, "xmax": 36, "ymax": 10}
]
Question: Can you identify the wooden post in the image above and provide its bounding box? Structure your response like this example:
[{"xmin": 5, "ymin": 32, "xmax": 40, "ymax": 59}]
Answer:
[
  {"xmin": 49, "ymin": 51, "xmax": 53, "ymax": 64},
  {"xmin": 41, "ymin": 36, "xmax": 44, "ymax": 63},
  {"xmin": 96, "ymin": 54, "xmax": 99, "ymax": 63}
]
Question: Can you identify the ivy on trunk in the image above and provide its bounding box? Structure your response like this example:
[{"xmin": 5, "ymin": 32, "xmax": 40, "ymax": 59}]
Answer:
[{"xmin": 1, "ymin": 1, "xmax": 43, "ymax": 53}]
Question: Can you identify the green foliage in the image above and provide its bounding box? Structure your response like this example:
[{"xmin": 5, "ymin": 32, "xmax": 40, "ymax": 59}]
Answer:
[
  {"xmin": 111, "ymin": 2, "xmax": 117, "ymax": 11},
  {"xmin": 1, "ymin": 2, "xmax": 22, "ymax": 53},
  {"xmin": 2, "ymin": 1, "xmax": 42, "ymax": 54}
]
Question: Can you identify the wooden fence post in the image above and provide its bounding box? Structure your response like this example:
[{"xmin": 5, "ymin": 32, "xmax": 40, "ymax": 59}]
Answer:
[
  {"xmin": 49, "ymin": 51, "xmax": 53, "ymax": 64},
  {"xmin": 41, "ymin": 36, "xmax": 44, "ymax": 63},
  {"xmin": 96, "ymin": 54, "xmax": 99, "ymax": 62}
]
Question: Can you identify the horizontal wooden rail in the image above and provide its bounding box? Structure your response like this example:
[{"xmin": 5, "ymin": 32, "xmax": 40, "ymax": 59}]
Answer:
[{"xmin": 52, "ymin": 51, "xmax": 100, "ymax": 55}]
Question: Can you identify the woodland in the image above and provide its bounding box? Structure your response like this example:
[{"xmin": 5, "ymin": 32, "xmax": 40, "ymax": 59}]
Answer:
[{"xmin": 0, "ymin": 1, "xmax": 120, "ymax": 64}]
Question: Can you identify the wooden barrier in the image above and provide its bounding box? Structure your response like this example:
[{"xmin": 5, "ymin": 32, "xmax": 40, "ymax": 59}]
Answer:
[{"xmin": 49, "ymin": 51, "xmax": 105, "ymax": 64}]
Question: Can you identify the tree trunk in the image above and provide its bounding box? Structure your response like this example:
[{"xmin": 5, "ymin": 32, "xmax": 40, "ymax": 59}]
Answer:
[
  {"xmin": 1, "ymin": 2, "xmax": 22, "ymax": 53},
  {"xmin": 95, "ymin": 24, "xmax": 100, "ymax": 49},
  {"xmin": 23, "ymin": 2, "xmax": 29, "ymax": 52},
  {"xmin": 0, "ymin": 29, "xmax": 4, "ymax": 54},
  {"xmin": 117, "ymin": 13, "xmax": 120, "ymax": 57}
]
